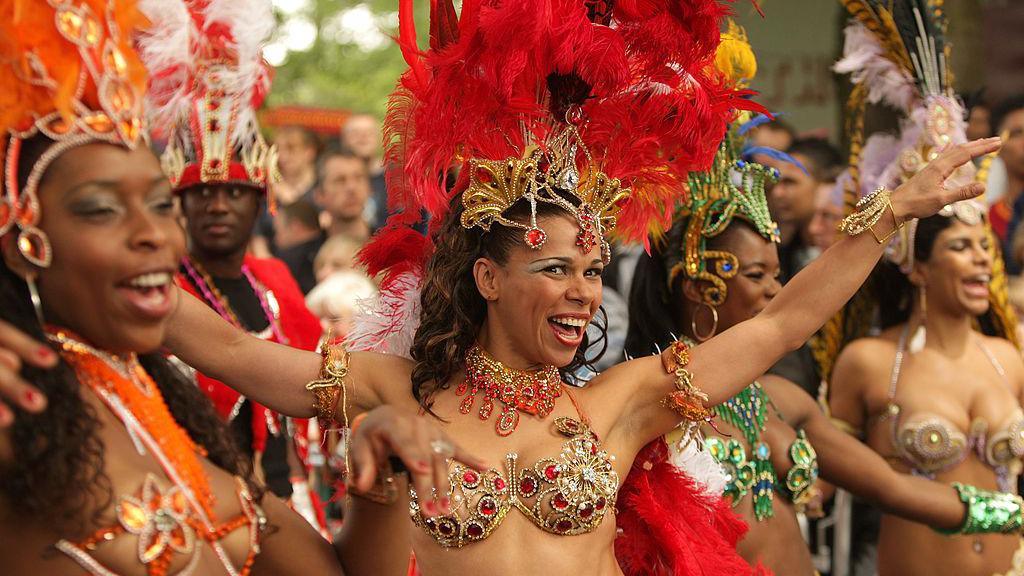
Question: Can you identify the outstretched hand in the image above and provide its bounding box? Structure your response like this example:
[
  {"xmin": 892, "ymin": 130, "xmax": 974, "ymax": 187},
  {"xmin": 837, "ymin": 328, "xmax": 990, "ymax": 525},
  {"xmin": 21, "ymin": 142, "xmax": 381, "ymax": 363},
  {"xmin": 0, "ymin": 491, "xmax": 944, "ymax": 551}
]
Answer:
[
  {"xmin": 347, "ymin": 405, "xmax": 487, "ymax": 516},
  {"xmin": 0, "ymin": 319, "xmax": 53, "ymax": 427},
  {"xmin": 891, "ymin": 137, "xmax": 1001, "ymax": 221}
]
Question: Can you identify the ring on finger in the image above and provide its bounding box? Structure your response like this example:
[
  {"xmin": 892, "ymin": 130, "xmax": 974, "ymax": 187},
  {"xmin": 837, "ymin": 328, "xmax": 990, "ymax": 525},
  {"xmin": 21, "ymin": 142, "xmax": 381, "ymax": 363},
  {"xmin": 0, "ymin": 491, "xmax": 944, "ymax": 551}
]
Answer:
[{"xmin": 430, "ymin": 439, "xmax": 455, "ymax": 458}]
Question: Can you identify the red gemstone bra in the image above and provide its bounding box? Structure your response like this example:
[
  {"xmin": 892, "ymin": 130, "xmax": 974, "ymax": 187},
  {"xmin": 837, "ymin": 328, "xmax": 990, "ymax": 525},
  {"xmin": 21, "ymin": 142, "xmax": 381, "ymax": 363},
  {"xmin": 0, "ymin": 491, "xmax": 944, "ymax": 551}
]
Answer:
[{"xmin": 409, "ymin": 405, "xmax": 620, "ymax": 548}]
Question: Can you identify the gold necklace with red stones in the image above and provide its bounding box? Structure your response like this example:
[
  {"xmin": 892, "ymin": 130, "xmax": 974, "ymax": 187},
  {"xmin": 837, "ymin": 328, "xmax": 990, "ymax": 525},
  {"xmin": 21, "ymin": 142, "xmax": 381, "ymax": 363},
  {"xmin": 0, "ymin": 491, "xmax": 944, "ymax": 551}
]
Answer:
[{"xmin": 455, "ymin": 344, "xmax": 562, "ymax": 436}]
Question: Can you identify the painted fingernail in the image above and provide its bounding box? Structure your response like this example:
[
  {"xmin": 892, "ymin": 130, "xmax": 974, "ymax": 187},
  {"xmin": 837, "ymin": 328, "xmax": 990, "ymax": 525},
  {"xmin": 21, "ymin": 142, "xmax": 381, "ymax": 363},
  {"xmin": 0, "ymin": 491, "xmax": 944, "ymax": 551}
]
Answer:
[
  {"xmin": 35, "ymin": 347, "xmax": 54, "ymax": 362},
  {"xmin": 417, "ymin": 460, "xmax": 431, "ymax": 471},
  {"xmin": 23, "ymin": 390, "xmax": 40, "ymax": 408},
  {"xmin": 423, "ymin": 501, "xmax": 436, "ymax": 515}
]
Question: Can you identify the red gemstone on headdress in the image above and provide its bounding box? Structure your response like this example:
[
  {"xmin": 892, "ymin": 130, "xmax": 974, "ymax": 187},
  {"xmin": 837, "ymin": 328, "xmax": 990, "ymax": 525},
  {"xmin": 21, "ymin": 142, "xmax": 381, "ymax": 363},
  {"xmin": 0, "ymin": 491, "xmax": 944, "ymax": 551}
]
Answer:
[
  {"xmin": 210, "ymin": 159, "xmax": 222, "ymax": 170},
  {"xmin": 493, "ymin": 477, "xmax": 506, "ymax": 492},
  {"xmin": 615, "ymin": 196, "xmax": 631, "ymax": 208},
  {"xmin": 424, "ymin": 517, "xmax": 437, "ymax": 529},
  {"xmin": 595, "ymin": 497, "xmax": 607, "ymax": 510},
  {"xmin": 209, "ymin": 119, "xmax": 220, "ymax": 132},
  {"xmin": 520, "ymin": 476, "xmax": 538, "ymax": 496},
  {"xmin": 467, "ymin": 523, "xmax": 484, "ymax": 537},
  {"xmin": 525, "ymin": 228, "xmax": 547, "ymax": 249},
  {"xmin": 544, "ymin": 465, "xmax": 559, "ymax": 481},
  {"xmin": 552, "ymin": 493, "xmax": 569, "ymax": 510},
  {"xmin": 555, "ymin": 519, "xmax": 573, "ymax": 532},
  {"xmin": 463, "ymin": 470, "xmax": 479, "ymax": 487}
]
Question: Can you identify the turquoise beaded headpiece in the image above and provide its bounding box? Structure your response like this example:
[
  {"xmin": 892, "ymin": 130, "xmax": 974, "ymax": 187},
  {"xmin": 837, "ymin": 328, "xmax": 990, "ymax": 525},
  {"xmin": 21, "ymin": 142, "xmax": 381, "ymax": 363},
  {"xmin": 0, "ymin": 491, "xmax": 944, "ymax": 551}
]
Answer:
[{"xmin": 667, "ymin": 113, "xmax": 789, "ymax": 306}]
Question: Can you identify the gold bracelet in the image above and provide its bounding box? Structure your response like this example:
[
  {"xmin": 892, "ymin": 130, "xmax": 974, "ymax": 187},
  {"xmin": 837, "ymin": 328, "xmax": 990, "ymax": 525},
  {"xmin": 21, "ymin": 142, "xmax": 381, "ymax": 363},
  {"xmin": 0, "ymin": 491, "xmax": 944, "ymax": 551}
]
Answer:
[
  {"xmin": 660, "ymin": 341, "xmax": 712, "ymax": 423},
  {"xmin": 867, "ymin": 197, "xmax": 902, "ymax": 244},
  {"xmin": 305, "ymin": 335, "xmax": 350, "ymax": 427},
  {"xmin": 838, "ymin": 187, "xmax": 887, "ymax": 235}
]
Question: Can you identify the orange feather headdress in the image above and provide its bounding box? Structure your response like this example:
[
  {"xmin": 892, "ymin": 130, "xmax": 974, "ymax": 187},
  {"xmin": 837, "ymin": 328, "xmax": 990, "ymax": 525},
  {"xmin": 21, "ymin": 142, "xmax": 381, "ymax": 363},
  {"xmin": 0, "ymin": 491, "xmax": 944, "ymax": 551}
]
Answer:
[{"xmin": 0, "ymin": 0, "xmax": 149, "ymax": 268}]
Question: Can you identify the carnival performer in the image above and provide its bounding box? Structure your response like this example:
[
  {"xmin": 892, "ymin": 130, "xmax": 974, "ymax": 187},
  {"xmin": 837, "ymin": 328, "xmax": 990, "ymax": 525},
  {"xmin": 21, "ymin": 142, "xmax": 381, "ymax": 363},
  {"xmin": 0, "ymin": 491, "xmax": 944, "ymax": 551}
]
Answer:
[
  {"xmin": 0, "ymin": 1, "xmax": 482, "ymax": 574},
  {"xmin": 820, "ymin": 2, "xmax": 1024, "ymax": 575},
  {"xmin": 138, "ymin": 0, "xmax": 328, "ymax": 531},
  {"xmin": 621, "ymin": 105, "xmax": 1024, "ymax": 575}
]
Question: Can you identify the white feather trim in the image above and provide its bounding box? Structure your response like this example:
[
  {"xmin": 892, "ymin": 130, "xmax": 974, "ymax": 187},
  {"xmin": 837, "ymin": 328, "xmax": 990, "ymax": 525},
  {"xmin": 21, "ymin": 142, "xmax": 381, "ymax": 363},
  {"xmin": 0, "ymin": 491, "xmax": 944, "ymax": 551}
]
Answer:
[
  {"xmin": 346, "ymin": 272, "xmax": 423, "ymax": 357},
  {"xmin": 667, "ymin": 431, "xmax": 729, "ymax": 500}
]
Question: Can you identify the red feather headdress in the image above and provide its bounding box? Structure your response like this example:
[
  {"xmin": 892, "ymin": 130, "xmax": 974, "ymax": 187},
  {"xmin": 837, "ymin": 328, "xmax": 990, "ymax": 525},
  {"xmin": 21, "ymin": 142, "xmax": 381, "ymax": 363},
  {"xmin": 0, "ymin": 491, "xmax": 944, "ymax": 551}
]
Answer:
[
  {"xmin": 137, "ymin": 0, "xmax": 277, "ymax": 197},
  {"xmin": 349, "ymin": 0, "xmax": 762, "ymax": 353}
]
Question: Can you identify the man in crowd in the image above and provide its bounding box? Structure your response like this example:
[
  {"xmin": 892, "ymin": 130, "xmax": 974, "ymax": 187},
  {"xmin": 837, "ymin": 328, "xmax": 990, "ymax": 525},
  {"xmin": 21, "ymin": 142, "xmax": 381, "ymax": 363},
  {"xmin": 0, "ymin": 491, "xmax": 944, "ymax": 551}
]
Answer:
[
  {"xmin": 273, "ymin": 199, "xmax": 326, "ymax": 294},
  {"xmin": 340, "ymin": 113, "xmax": 388, "ymax": 229},
  {"xmin": 253, "ymin": 125, "xmax": 322, "ymax": 255},
  {"xmin": 317, "ymin": 146, "xmax": 373, "ymax": 244},
  {"xmin": 763, "ymin": 137, "xmax": 845, "ymax": 282},
  {"xmin": 989, "ymin": 96, "xmax": 1024, "ymax": 249}
]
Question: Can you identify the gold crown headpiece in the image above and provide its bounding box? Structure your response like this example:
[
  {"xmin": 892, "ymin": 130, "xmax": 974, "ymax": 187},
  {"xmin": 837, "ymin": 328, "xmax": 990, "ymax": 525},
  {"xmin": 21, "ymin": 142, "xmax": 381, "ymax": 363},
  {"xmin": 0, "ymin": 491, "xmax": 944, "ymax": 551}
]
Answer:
[{"xmin": 460, "ymin": 119, "xmax": 630, "ymax": 263}]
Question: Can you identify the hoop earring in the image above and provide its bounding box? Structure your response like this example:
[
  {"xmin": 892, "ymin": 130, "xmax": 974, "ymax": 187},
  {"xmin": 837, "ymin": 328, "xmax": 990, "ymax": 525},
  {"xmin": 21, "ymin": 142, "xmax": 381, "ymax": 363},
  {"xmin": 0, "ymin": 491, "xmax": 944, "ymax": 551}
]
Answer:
[
  {"xmin": 910, "ymin": 286, "xmax": 926, "ymax": 354},
  {"xmin": 691, "ymin": 303, "xmax": 719, "ymax": 342},
  {"xmin": 25, "ymin": 273, "xmax": 45, "ymax": 327}
]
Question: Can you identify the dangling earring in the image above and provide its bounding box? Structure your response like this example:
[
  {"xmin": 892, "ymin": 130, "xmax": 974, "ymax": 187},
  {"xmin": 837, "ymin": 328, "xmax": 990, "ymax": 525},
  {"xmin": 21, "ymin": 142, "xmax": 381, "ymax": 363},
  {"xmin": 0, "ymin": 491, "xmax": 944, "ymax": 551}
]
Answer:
[
  {"xmin": 25, "ymin": 273, "xmax": 45, "ymax": 327},
  {"xmin": 909, "ymin": 286, "xmax": 927, "ymax": 354},
  {"xmin": 691, "ymin": 303, "xmax": 719, "ymax": 342}
]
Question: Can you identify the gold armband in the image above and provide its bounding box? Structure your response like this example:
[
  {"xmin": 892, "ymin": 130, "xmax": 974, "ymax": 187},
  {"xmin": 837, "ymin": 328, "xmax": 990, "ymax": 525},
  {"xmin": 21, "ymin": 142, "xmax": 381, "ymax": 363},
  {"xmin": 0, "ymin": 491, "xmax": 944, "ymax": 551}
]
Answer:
[
  {"xmin": 305, "ymin": 337, "xmax": 350, "ymax": 427},
  {"xmin": 838, "ymin": 186, "xmax": 903, "ymax": 243},
  {"xmin": 660, "ymin": 341, "xmax": 713, "ymax": 423}
]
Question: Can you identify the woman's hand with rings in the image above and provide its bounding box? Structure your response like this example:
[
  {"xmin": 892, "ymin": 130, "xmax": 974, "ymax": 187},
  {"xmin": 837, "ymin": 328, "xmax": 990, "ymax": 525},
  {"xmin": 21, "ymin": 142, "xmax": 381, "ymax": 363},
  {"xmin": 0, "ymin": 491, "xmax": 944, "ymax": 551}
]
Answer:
[
  {"xmin": 0, "ymin": 319, "xmax": 54, "ymax": 428},
  {"xmin": 348, "ymin": 405, "xmax": 488, "ymax": 517}
]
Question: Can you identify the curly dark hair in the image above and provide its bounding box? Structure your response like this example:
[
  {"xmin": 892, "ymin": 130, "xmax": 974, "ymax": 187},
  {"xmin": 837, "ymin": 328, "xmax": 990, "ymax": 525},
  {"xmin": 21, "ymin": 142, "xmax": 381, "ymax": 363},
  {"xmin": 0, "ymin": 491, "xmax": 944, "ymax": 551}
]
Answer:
[
  {"xmin": 409, "ymin": 195, "xmax": 605, "ymax": 409},
  {"xmin": 0, "ymin": 136, "xmax": 258, "ymax": 537}
]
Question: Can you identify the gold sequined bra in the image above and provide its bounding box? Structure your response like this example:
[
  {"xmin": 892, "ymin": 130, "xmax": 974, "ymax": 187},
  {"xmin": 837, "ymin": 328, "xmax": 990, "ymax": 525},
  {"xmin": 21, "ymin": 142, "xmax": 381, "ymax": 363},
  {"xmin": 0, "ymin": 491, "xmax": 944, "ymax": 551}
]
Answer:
[
  {"xmin": 410, "ymin": 416, "xmax": 620, "ymax": 548},
  {"xmin": 883, "ymin": 327, "xmax": 1024, "ymax": 492}
]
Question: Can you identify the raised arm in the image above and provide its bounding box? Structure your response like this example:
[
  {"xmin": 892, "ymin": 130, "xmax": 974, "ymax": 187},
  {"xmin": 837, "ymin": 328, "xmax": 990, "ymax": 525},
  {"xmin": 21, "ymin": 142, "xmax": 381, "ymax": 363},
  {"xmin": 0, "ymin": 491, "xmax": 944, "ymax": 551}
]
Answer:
[
  {"xmin": 762, "ymin": 375, "xmax": 965, "ymax": 530},
  {"xmin": 607, "ymin": 138, "xmax": 1001, "ymax": 450}
]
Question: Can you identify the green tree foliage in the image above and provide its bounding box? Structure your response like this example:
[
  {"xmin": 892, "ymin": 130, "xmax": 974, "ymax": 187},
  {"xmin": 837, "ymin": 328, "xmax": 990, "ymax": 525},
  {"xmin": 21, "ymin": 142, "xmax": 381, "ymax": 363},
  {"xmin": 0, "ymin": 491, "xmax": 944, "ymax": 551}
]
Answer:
[{"xmin": 268, "ymin": 0, "xmax": 428, "ymax": 116}]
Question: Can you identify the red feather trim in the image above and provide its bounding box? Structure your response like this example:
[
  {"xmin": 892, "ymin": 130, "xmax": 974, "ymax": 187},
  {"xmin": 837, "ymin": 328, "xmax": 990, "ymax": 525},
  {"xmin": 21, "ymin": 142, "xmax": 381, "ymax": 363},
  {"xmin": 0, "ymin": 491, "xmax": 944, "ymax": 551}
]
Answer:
[{"xmin": 616, "ymin": 438, "xmax": 758, "ymax": 576}]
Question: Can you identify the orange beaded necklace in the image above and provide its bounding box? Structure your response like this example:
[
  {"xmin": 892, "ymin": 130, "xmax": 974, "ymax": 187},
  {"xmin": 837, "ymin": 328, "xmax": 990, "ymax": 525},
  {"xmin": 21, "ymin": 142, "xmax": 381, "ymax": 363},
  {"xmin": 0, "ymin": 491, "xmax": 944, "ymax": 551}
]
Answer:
[{"xmin": 47, "ymin": 328, "xmax": 217, "ymax": 520}]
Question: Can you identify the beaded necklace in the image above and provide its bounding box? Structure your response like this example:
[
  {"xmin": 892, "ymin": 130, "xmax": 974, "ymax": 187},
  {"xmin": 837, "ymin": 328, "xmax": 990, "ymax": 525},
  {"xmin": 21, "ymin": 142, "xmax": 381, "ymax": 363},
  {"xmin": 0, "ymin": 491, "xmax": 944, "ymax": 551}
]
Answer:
[
  {"xmin": 47, "ymin": 328, "xmax": 217, "ymax": 519},
  {"xmin": 181, "ymin": 257, "xmax": 287, "ymax": 344},
  {"xmin": 456, "ymin": 344, "xmax": 562, "ymax": 436}
]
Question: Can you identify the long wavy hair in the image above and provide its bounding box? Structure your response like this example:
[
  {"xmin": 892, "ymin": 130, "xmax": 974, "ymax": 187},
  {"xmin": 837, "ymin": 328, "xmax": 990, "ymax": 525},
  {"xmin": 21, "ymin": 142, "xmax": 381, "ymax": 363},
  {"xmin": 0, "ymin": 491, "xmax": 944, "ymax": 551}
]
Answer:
[
  {"xmin": 409, "ymin": 195, "xmax": 605, "ymax": 409},
  {"xmin": 0, "ymin": 137, "xmax": 258, "ymax": 536}
]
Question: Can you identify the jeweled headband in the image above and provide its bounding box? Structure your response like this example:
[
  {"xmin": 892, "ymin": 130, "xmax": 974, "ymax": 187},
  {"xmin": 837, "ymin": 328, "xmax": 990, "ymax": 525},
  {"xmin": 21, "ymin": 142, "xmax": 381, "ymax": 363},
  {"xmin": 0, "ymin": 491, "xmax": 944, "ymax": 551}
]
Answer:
[
  {"xmin": 0, "ymin": 0, "xmax": 148, "ymax": 268},
  {"xmin": 460, "ymin": 118, "xmax": 630, "ymax": 264}
]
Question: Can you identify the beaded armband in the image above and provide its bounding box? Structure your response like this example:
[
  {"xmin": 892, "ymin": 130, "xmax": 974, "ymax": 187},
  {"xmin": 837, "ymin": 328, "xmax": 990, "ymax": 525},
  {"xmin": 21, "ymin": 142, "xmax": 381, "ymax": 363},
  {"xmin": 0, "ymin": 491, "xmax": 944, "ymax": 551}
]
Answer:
[
  {"xmin": 305, "ymin": 338, "xmax": 350, "ymax": 427},
  {"xmin": 660, "ymin": 341, "xmax": 713, "ymax": 424},
  {"xmin": 838, "ymin": 186, "xmax": 903, "ymax": 244},
  {"xmin": 938, "ymin": 483, "xmax": 1024, "ymax": 535}
]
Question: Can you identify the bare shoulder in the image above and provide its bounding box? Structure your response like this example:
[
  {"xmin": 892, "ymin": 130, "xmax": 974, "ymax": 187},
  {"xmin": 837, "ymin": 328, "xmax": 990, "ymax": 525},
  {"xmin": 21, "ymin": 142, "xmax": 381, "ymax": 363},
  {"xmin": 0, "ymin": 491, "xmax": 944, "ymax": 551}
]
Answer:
[
  {"xmin": 978, "ymin": 334, "xmax": 1024, "ymax": 389},
  {"xmin": 832, "ymin": 334, "xmax": 897, "ymax": 388}
]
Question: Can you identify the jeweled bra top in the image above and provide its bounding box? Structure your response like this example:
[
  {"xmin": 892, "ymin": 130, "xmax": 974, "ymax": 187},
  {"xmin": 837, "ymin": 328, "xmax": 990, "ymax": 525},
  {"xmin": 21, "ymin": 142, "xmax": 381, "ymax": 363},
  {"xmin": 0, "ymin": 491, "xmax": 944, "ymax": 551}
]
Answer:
[
  {"xmin": 48, "ymin": 330, "xmax": 265, "ymax": 576},
  {"xmin": 881, "ymin": 326, "xmax": 1024, "ymax": 492},
  {"xmin": 409, "ymin": 413, "xmax": 620, "ymax": 548}
]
